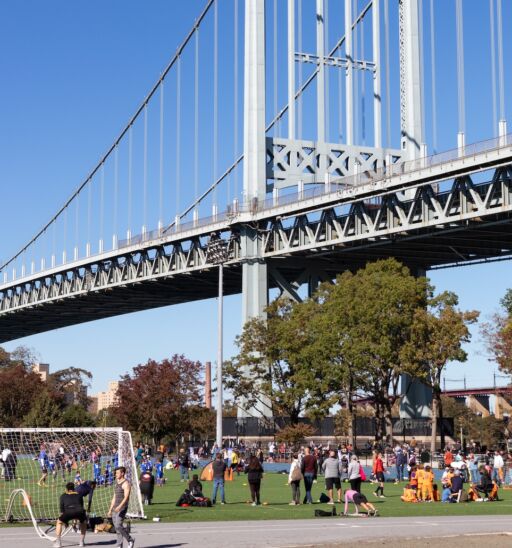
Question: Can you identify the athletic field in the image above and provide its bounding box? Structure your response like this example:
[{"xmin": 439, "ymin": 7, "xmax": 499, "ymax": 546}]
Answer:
[{"xmin": 2, "ymin": 461, "xmax": 512, "ymax": 524}]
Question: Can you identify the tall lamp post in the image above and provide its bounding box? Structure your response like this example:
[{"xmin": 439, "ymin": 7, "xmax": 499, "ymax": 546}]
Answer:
[{"xmin": 206, "ymin": 234, "xmax": 229, "ymax": 449}]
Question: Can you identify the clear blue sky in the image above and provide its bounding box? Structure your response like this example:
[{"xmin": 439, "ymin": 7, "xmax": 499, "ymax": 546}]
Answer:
[{"xmin": 0, "ymin": 0, "xmax": 510, "ymax": 394}]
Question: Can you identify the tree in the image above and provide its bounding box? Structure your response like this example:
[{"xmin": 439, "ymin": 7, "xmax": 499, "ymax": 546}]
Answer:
[
  {"xmin": 0, "ymin": 364, "xmax": 44, "ymax": 426},
  {"xmin": 313, "ymin": 259, "xmax": 429, "ymax": 442},
  {"xmin": 224, "ymin": 298, "xmax": 319, "ymax": 424},
  {"xmin": 481, "ymin": 290, "xmax": 512, "ymax": 376},
  {"xmin": 0, "ymin": 345, "xmax": 39, "ymax": 370},
  {"xmin": 48, "ymin": 367, "xmax": 93, "ymax": 409},
  {"xmin": 111, "ymin": 355, "xmax": 203, "ymax": 446},
  {"xmin": 23, "ymin": 390, "xmax": 63, "ymax": 427},
  {"xmin": 275, "ymin": 423, "xmax": 316, "ymax": 449},
  {"xmin": 403, "ymin": 292, "xmax": 478, "ymax": 453},
  {"xmin": 61, "ymin": 405, "xmax": 95, "ymax": 427}
]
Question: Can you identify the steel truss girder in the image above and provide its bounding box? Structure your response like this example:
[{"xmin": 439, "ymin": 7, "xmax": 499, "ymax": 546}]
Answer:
[
  {"xmin": 266, "ymin": 137, "xmax": 403, "ymax": 188},
  {"xmin": 0, "ymin": 236, "xmax": 241, "ymax": 316},
  {"xmin": 261, "ymin": 166, "xmax": 512, "ymax": 258}
]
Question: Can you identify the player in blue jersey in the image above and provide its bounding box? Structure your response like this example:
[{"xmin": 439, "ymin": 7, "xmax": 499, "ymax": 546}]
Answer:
[
  {"xmin": 155, "ymin": 459, "xmax": 164, "ymax": 486},
  {"xmin": 105, "ymin": 461, "xmax": 113, "ymax": 485},
  {"xmin": 38, "ymin": 447, "xmax": 49, "ymax": 486},
  {"xmin": 93, "ymin": 461, "xmax": 101, "ymax": 482}
]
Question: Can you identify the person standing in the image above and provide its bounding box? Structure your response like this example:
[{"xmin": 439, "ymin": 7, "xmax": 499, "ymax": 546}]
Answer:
[
  {"xmin": 53, "ymin": 482, "xmax": 87, "ymax": 548},
  {"xmin": 178, "ymin": 448, "xmax": 190, "ymax": 482},
  {"xmin": 108, "ymin": 466, "xmax": 135, "ymax": 548},
  {"xmin": 288, "ymin": 453, "xmax": 302, "ymax": 505},
  {"xmin": 245, "ymin": 455, "xmax": 264, "ymax": 506},
  {"xmin": 301, "ymin": 446, "xmax": 318, "ymax": 504},
  {"xmin": 493, "ymin": 450, "xmax": 504, "ymax": 486},
  {"xmin": 322, "ymin": 450, "xmax": 342, "ymax": 504},
  {"xmin": 211, "ymin": 452, "xmax": 227, "ymax": 505},
  {"xmin": 372, "ymin": 452, "xmax": 386, "ymax": 498},
  {"xmin": 347, "ymin": 455, "xmax": 362, "ymax": 493}
]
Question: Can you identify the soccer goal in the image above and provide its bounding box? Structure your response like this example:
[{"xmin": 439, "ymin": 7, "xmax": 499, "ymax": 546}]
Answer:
[{"xmin": 0, "ymin": 428, "xmax": 144, "ymax": 523}]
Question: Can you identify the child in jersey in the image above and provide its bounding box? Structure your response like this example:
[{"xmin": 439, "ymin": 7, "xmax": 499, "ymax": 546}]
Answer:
[
  {"xmin": 421, "ymin": 465, "xmax": 435, "ymax": 502},
  {"xmin": 155, "ymin": 460, "xmax": 164, "ymax": 486}
]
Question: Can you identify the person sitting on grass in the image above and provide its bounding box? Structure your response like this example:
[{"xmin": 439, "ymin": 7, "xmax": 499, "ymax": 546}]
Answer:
[
  {"xmin": 344, "ymin": 489, "xmax": 378, "ymax": 516},
  {"xmin": 188, "ymin": 474, "xmax": 204, "ymax": 497},
  {"xmin": 53, "ymin": 482, "xmax": 87, "ymax": 548},
  {"xmin": 474, "ymin": 465, "xmax": 493, "ymax": 500}
]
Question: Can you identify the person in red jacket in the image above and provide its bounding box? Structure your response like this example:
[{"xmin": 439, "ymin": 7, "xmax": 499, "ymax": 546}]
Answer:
[{"xmin": 372, "ymin": 452, "xmax": 386, "ymax": 498}]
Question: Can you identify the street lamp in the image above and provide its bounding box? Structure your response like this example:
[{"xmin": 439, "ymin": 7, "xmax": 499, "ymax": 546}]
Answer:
[{"xmin": 206, "ymin": 233, "xmax": 229, "ymax": 449}]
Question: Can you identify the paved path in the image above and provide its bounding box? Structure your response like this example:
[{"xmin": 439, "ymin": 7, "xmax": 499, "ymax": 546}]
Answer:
[{"xmin": 1, "ymin": 515, "xmax": 512, "ymax": 547}]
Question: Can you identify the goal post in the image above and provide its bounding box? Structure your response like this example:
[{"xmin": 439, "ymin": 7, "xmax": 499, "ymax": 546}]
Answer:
[{"xmin": 0, "ymin": 428, "xmax": 144, "ymax": 522}]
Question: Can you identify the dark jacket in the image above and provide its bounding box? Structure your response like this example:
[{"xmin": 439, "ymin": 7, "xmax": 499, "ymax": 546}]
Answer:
[
  {"xmin": 301, "ymin": 454, "xmax": 318, "ymax": 476},
  {"xmin": 245, "ymin": 463, "xmax": 264, "ymax": 483},
  {"xmin": 450, "ymin": 476, "xmax": 463, "ymax": 493},
  {"xmin": 212, "ymin": 459, "xmax": 227, "ymax": 479}
]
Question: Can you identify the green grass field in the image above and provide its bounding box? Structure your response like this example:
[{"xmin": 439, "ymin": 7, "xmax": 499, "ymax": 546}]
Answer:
[
  {"xmin": 141, "ymin": 468, "xmax": 512, "ymax": 523},
  {"xmin": 2, "ymin": 461, "xmax": 512, "ymax": 525}
]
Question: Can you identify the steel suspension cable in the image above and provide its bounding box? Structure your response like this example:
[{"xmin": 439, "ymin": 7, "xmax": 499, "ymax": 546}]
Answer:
[
  {"xmin": 418, "ymin": 0, "xmax": 425, "ymax": 145},
  {"xmin": 114, "ymin": 145, "xmax": 119, "ymax": 248},
  {"xmin": 490, "ymin": 0, "xmax": 497, "ymax": 134},
  {"xmin": 496, "ymin": 0, "xmax": 505, "ymax": 121},
  {"xmin": 100, "ymin": 163, "xmax": 105, "ymax": 251},
  {"xmin": 384, "ymin": 0, "xmax": 391, "ymax": 148},
  {"xmin": 430, "ymin": 0, "xmax": 438, "ymax": 152},
  {"xmin": 274, "ymin": 0, "xmax": 279, "ymax": 137},
  {"xmin": 128, "ymin": 127, "xmax": 133, "ymax": 239},
  {"xmin": 234, "ymin": 0, "xmax": 239, "ymax": 199},
  {"xmin": 0, "ymin": 0, "xmax": 216, "ymax": 272},
  {"xmin": 298, "ymin": 0, "xmax": 303, "ymax": 139},
  {"xmin": 159, "ymin": 82, "xmax": 165, "ymax": 228},
  {"xmin": 455, "ymin": 0, "xmax": 465, "ymax": 135},
  {"xmin": 325, "ymin": 0, "xmax": 330, "ymax": 142},
  {"xmin": 213, "ymin": 0, "xmax": 218, "ymax": 209},
  {"xmin": 176, "ymin": 56, "xmax": 182, "ymax": 221},
  {"xmin": 143, "ymin": 104, "xmax": 148, "ymax": 232},
  {"xmin": 195, "ymin": 28, "xmax": 200, "ymax": 210}
]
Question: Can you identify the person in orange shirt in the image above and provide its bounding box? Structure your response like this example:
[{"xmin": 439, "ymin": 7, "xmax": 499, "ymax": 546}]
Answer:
[
  {"xmin": 416, "ymin": 464, "xmax": 424, "ymax": 500},
  {"xmin": 421, "ymin": 465, "xmax": 435, "ymax": 502},
  {"xmin": 372, "ymin": 452, "xmax": 386, "ymax": 498},
  {"xmin": 444, "ymin": 449, "xmax": 454, "ymax": 468}
]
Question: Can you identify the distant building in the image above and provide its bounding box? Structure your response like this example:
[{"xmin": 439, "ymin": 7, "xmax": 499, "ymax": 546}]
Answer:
[
  {"xmin": 32, "ymin": 362, "xmax": 50, "ymax": 382},
  {"xmin": 92, "ymin": 381, "xmax": 119, "ymax": 413}
]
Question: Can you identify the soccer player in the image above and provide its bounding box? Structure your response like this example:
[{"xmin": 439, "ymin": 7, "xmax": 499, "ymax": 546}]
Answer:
[
  {"xmin": 53, "ymin": 482, "xmax": 87, "ymax": 548},
  {"xmin": 372, "ymin": 452, "xmax": 386, "ymax": 498},
  {"xmin": 105, "ymin": 460, "xmax": 113, "ymax": 485},
  {"xmin": 76, "ymin": 480, "xmax": 97, "ymax": 513},
  {"xmin": 155, "ymin": 459, "xmax": 164, "ymax": 487},
  {"xmin": 38, "ymin": 446, "xmax": 49, "ymax": 487},
  {"xmin": 421, "ymin": 465, "xmax": 434, "ymax": 502},
  {"xmin": 93, "ymin": 460, "xmax": 101, "ymax": 482},
  {"xmin": 108, "ymin": 466, "xmax": 135, "ymax": 548}
]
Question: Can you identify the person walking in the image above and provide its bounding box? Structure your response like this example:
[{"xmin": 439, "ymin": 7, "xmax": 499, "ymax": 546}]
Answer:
[
  {"xmin": 211, "ymin": 452, "xmax": 227, "ymax": 505},
  {"xmin": 322, "ymin": 450, "xmax": 342, "ymax": 504},
  {"xmin": 347, "ymin": 455, "xmax": 362, "ymax": 493},
  {"xmin": 245, "ymin": 455, "xmax": 264, "ymax": 506},
  {"xmin": 288, "ymin": 453, "xmax": 302, "ymax": 505},
  {"xmin": 372, "ymin": 452, "xmax": 386, "ymax": 498},
  {"xmin": 301, "ymin": 446, "xmax": 318, "ymax": 504},
  {"xmin": 107, "ymin": 466, "xmax": 135, "ymax": 548}
]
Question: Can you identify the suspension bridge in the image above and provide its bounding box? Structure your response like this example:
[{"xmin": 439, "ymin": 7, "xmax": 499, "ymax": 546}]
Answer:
[{"xmin": 0, "ymin": 1, "xmax": 511, "ymax": 419}]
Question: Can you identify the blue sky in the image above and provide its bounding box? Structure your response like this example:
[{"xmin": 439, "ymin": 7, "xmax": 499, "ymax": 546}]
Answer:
[{"xmin": 0, "ymin": 0, "xmax": 511, "ymax": 395}]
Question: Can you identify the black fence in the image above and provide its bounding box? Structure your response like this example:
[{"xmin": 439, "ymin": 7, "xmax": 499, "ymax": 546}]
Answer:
[{"xmin": 222, "ymin": 416, "xmax": 454, "ymax": 439}]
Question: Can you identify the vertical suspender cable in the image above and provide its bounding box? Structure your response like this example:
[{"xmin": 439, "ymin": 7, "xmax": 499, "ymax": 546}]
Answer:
[
  {"xmin": 360, "ymin": 17, "xmax": 365, "ymax": 145},
  {"xmin": 100, "ymin": 163, "xmax": 105, "ymax": 250},
  {"xmin": 274, "ymin": 0, "xmax": 279, "ymax": 137},
  {"xmin": 430, "ymin": 0, "xmax": 438, "ymax": 152},
  {"xmin": 213, "ymin": 0, "xmax": 218, "ymax": 208},
  {"xmin": 63, "ymin": 208, "xmax": 68, "ymax": 264},
  {"xmin": 234, "ymin": 0, "xmax": 239, "ymax": 198},
  {"xmin": 298, "ymin": 0, "xmax": 303, "ymax": 139},
  {"xmin": 496, "ymin": 0, "xmax": 505, "ymax": 122},
  {"xmin": 143, "ymin": 104, "xmax": 148, "ymax": 232},
  {"xmin": 384, "ymin": 0, "xmax": 391, "ymax": 148},
  {"xmin": 195, "ymin": 29, "xmax": 200, "ymax": 209},
  {"xmin": 372, "ymin": 0, "xmax": 382, "ymax": 149},
  {"xmin": 87, "ymin": 179, "xmax": 92, "ymax": 253},
  {"xmin": 288, "ymin": 0, "xmax": 295, "ymax": 140},
  {"xmin": 325, "ymin": 0, "xmax": 330, "ymax": 142},
  {"xmin": 176, "ymin": 56, "xmax": 182, "ymax": 220},
  {"xmin": 114, "ymin": 145, "xmax": 119, "ymax": 247},
  {"xmin": 418, "ymin": 0, "xmax": 425, "ymax": 145},
  {"xmin": 345, "ymin": 0, "xmax": 353, "ymax": 145},
  {"xmin": 338, "ymin": 53, "xmax": 343, "ymax": 142},
  {"xmin": 128, "ymin": 127, "xmax": 133, "ymax": 239},
  {"xmin": 75, "ymin": 195, "xmax": 79, "ymax": 259},
  {"xmin": 352, "ymin": 0, "xmax": 358, "ymax": 145},
  {"xmin": 159, "ymin": 82, "xmax": 165, "ymax": 229},
  {"xmin": 455, "ymin": 0, "xmax": 465, "ymax": 135},
  {"xmin": 490, "ymin": 0, "xmax": 497, "ymax": 134},
  {"xmin": 316, "ymin": 0, "xmax": 325, "ymax": 143}
]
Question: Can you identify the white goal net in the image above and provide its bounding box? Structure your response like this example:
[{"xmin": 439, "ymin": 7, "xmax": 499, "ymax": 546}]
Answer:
[{"xmin": 0, "ymin": 428, "xmax": 144, "ymax": 522}]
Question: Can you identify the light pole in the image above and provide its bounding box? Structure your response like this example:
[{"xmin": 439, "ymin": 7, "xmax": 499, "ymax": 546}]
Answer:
[{"xmin": 206, "ymin": 234, "xmax": 229, "ymax": 449}]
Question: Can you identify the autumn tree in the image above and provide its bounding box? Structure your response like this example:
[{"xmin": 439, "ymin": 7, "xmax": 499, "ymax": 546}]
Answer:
[
  {"xmin": 403, "ymin": 292, "xmax": 478, "ymax": 452},
  {"xmin": 482, "ymin": 289, "xmax": 512, "ymax": 376},
  {"xmin": 224, "ymin": 298, "xmax": 320, "ymax": 424},
  {"xmin": 0, "ymin": 364, "xmax": 44, "ymax": 426},
  {"xmin": 111, "ymin": 355, "xmax": 203, "ymax": 446}
]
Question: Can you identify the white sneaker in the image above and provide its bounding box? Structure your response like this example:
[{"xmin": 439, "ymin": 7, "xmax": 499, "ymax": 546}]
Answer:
[
  {"xmin": 79, "ymin": 542, "xmax": 85, "ymax": 547},
  {"xmin": 52, "ymin": 541, "xmax": 62, "ymax": 548},
  {"xmin": 128, "ymin": 540, "xmax": 135, "ymax": 548}
]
